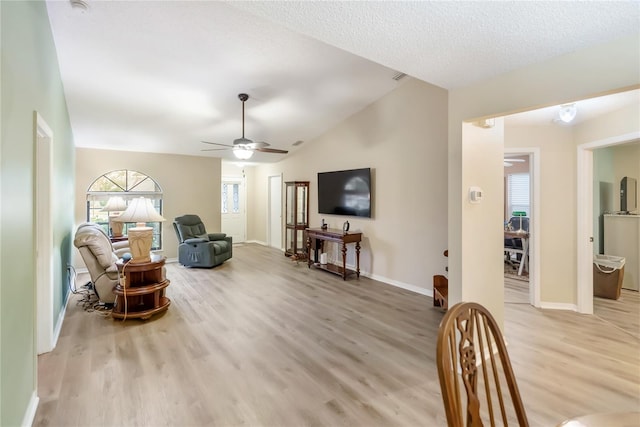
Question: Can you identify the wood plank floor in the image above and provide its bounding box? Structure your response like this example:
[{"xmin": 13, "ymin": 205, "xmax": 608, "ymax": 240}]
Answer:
[{"xmin": 35, "ymin": 244, "xmax": 640, "ymax": 426}]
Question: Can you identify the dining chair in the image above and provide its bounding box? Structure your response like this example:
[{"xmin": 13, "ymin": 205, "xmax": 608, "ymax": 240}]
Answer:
[{"xmin": 436, "ymin": 302, "xmax": 529, "ymax": 427}]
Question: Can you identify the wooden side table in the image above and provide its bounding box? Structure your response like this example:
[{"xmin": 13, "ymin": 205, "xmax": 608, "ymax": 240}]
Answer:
[
  {"xmin": 305, "ymin": 228, "xmax": 362, "ymax": 280},
  {"xmin": 113, "ymin": 255, "xmax": 170, "ymax": 320},
  {"xmin": 110, "ymin": 235, "xmax": 128, "ymax": 244}
]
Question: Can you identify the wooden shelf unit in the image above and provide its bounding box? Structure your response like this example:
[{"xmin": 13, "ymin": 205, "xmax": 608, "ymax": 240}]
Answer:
[
  {"xmin": 113, "ymin": 255, "xmax": 170, "ymax": 320},
  {"xmin": 285, "ymin": 181, "xmax": 310, "ymax": 259}
]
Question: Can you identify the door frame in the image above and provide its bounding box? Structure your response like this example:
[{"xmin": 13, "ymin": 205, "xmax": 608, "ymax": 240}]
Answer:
[
  {"xmin": 576, "ymin": 131, "xmax": 640, "ymax": 314},
  {"xmin": 35, "ymin": 112, "xmax": 54, "ymax": 354},
  {"xmin": 267, "ymin": 174, "xmax": 283, "ymax": 250},
  {"xmin": 504, "ymin": 147, "xmax": 540, "ymax": 307}
]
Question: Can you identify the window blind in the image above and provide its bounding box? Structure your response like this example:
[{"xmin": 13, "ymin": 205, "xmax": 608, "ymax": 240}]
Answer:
[{"xmin": 508, "ymin": 173, "xmax": 530, "ymax": 217}]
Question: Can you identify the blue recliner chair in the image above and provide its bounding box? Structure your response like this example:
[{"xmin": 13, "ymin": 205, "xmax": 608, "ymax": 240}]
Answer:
[{"xmin": 173, "ymin": 214, "xmax": 232, "ymax": 268}]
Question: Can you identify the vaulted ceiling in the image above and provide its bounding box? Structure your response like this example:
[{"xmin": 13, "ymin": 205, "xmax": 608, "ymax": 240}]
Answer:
[{"xmin": 46, "ymin": 1, "xmax": 640, "ymax": 163}]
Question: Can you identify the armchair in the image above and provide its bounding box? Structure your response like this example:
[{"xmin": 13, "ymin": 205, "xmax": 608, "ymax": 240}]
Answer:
[
  {"xmin": 73, "ymin": 222, "xmax": 130, "ymax": 304},
  {"xmin": 173, "ymin": 214, "xmax": 232, "ymax": 268}
]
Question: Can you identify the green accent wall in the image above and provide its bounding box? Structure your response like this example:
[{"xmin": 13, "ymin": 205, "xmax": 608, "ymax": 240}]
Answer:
[{"xmin": 1, "ymin": 1, "xmax": 75, "ymax": 425}]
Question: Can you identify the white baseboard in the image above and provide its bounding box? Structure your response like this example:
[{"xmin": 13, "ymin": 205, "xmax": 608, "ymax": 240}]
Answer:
[
  {"xmin": 246, "ymin": 239, "xmax": 267, "ymax": 246},
  {"xmin": 21, "ymin": 391, "xmax": 39, "ymax": 427},
  {"xmin": 360, "ymin": 271, "xmax": 432, "ymax": 296},
  {"xmin": 539, "ymin": 301, "xmax": 578, "ymax": 311},
  {"xmin": 52, "ymin": 291, "xmax": 71, "ymax": 349}
]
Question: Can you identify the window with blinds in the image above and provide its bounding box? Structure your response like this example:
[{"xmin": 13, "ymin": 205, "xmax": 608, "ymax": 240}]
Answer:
[{"xmin": 507, "ymin": 173, "xmax": 530, "ymax": 217}]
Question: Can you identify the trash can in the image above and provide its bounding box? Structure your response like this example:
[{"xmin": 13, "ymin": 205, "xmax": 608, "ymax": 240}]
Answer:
[{"xmin": 593, "ymin": 255, "xmax": 625, "ymax": 300}]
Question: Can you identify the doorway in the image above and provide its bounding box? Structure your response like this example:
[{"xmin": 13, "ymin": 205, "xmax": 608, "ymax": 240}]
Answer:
[
  {"xmin": 504, "ymin": 148, "xmax": 540, "ymax": 307},
  {"xmin": 576, "ymin": 131, "xmax": 640, "ymax": 314},
  {"xmin": 35, "ymin": 112, "xmax": 54, "ymax": 355},
  {"xmin": 268, "ymin": 175, "xmax": 282, "ymax": 250}
]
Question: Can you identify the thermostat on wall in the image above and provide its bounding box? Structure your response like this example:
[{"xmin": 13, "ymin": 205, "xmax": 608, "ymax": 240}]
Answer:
[{"xmin": 469, "ymin": 186, "xmax": 483, "ymax": 204}]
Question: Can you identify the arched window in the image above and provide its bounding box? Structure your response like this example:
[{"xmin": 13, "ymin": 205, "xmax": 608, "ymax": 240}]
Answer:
[{"xmin": 86, "ymin": 170, "xmax": 163, "ymax": 250}]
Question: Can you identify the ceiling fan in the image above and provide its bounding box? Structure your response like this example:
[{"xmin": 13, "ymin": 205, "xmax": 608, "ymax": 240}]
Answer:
[
  {"xmin": 201, "ymin": 93, "xmax": 289, "ymax": 160},
  {"xmin": 504, "ymin": 158, "xmax": 526, "ymax": 167}
]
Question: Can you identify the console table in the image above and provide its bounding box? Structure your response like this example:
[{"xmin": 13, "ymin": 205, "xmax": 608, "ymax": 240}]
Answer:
[
  {"xmin": 113, "ymin": 255, "xmax": 170, "ymax": 320},
  {"xmin": 306, "ymin": 227, "xmax": 362, "ymax": 280}
]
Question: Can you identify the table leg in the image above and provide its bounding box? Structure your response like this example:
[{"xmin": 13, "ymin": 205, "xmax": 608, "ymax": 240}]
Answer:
[
  {"xmin": 355, "ymin": 242, "xmax": 361, "ymax": 278},
  {"xmin": 518, "ymin": 238, "xmax": 529, "ymax": 276},
  {"xmin": 306, "ymin": 236, "xmax": 312, "ymax": 268},
  {"xmin": 341, "ymin": 242, "xmax": 347, "ymax": 280}
]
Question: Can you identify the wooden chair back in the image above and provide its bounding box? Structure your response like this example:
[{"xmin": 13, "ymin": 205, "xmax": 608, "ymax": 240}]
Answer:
[{"xmin": 436, "ymin": 302, "xmax": 529, "ymax": 427}]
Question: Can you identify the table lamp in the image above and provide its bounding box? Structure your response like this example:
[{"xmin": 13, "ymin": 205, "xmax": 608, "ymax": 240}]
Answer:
[
  {"xmin": 100, "ymin": 196, "xmax": 128, "ymax": 237},
  {"xmin": 113, "ymin": 197, "xmax": 165, "ymax": 263}
]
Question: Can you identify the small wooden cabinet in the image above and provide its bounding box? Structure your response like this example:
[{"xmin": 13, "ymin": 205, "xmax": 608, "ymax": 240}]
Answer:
[
  {"xmin": 113, "ymin": 254, "xmax": 170, "ymax": 320},
  {"xmin": 285, "ymin": 181, "xmax": 310, "ymax": 259}
]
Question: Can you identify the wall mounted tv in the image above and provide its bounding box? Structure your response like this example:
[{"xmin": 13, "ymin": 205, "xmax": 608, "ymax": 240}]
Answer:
[{"xmin": 318, "ymin": 168, "xmax": 372, "ymax": 218}]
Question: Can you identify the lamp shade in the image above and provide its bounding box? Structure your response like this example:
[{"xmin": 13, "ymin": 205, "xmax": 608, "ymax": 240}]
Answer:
[
  {"xmin": 113, "ymin": 197, "xmax": 165, "ymax": 224},
  {"xmin": 100, "ymin": 196, "xmax": 127, "ymax": 212}
]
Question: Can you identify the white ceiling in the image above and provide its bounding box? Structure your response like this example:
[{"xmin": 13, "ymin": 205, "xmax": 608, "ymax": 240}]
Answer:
[{"xmin": 46, "ymin": 1, "xmax": 640, "ymax": 163}]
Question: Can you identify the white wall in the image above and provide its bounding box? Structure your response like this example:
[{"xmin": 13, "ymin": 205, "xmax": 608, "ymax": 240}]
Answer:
[{"xmin": 246, "ymin": 78, "xmax": 449, "ymax": 294}]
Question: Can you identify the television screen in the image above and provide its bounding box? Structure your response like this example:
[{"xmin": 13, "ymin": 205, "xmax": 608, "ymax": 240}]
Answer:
[{"xmin": 318, "ymin": 168, "xmax": 371, "ymax": 218}]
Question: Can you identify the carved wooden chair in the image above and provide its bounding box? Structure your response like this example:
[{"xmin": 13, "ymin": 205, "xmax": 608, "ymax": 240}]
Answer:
[{"xmin": 436, "ymin": 302, "xmax": 529, "ymax": 427}]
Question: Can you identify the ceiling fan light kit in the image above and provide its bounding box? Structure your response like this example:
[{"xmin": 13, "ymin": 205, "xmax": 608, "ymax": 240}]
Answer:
[
  {"xmin": 233, "ymin": 147, "xmax": 253, "ymax": 160},
  {"xmin": 201, "ymin": 93, "xmax": 289, "ymax": 159}
]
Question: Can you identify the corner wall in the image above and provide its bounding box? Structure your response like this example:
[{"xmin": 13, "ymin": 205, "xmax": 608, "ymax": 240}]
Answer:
[
  {"xmin": 247, "ymin": 78, "xmax": 449, "ymax": 293},
  {"xmin": 449, "ymin": 33, "xmax": 640, "ymax": 324},
  {"xmin": 1, "ymin": 1, "xmax": 75, "ymax": 425}
]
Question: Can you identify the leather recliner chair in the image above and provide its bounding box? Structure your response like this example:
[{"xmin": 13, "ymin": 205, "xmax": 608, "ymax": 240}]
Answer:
[
  {"xmin": 73, "ymin": 222, "xmax": 130, "ymax": 304},
  {"xmin": 173, "ymin": 214, "xmax": 232, "ymax": 268}
]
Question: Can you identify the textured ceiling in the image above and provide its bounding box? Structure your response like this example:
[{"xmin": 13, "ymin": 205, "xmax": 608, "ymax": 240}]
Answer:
[
  {"xmin": 46, "ymin": 1, "xmax": 640, "ymax": 163},
  {"xmin": 231, "ymin": 1, "xmax": 640, "ymax": 89}
]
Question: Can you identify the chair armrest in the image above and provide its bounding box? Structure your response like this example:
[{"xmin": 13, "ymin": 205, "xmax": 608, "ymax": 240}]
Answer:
[
  {"xmin": 114, "ymin": 247, "xmax": 130, "ymax": 258},
  {"xmin": 208, "ymin": 233, "xmax": 227, "ymax": 241},
  {"xmin": 184, "ymin": 237, "xmax": 209, "ymax": 244},
  {"xmin": 113, "ymin": 241, "xmax": 129, "ymax": 251}
]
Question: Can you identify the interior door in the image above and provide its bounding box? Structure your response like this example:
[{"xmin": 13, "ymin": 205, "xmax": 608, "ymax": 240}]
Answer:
[{"xmin": 221, "ymin": 179, "xmax": 245, "ymax": 243}]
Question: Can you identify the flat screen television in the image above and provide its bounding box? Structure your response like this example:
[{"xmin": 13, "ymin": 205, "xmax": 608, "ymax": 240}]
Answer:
[
  {"xmin": 318, "ymin": 168, "xmax": 371, "ymax": 218},
  {"xmin": 621, "ymin": 176, "xmax": 637, "ymax": 213}
]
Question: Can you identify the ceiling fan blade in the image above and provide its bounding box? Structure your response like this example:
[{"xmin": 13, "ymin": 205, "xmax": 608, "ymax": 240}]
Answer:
[
  {"xmin": 249, "ymin": 141, "xmax": 270, "ymax": 149},
  {"xmin": 256, "ymin": 147, "xmax": 288, "ymax": 154},
  {"xmin": 202, "ymin": 140, "xmax": 233, "ymax": 148},
  {"xmin": 201, "ymin": 148, "xmax": 229, "ymax": 151}
]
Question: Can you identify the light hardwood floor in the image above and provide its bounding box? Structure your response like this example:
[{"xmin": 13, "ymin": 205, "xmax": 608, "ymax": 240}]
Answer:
[{"xmin": 35, "ymin": 244, "xmax": 639, "ymax": 426}]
